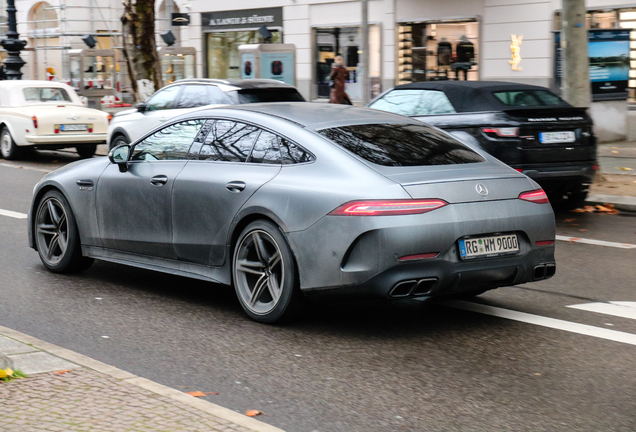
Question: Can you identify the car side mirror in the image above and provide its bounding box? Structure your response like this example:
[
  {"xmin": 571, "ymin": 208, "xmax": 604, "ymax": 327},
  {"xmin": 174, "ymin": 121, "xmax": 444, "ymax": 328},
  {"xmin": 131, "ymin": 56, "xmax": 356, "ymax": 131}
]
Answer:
[
  {"xmin": 108, "ymin": 144, "xmax": 131, "ymax": 173},
  {"xmin": 136, "ymin": 103, "xmax": 147, "ymax": 113}
]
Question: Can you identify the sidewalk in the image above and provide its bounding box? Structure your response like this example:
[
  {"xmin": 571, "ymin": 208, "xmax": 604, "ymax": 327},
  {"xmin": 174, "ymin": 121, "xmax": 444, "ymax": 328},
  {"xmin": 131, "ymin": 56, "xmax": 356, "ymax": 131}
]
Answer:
[
  {"xmin": 0, "ymin": 326, "xmax": 284, "ymax": 432},
  {"xmin": 589, "ymin": 140, "xmax": 636, "ymax": 212}
]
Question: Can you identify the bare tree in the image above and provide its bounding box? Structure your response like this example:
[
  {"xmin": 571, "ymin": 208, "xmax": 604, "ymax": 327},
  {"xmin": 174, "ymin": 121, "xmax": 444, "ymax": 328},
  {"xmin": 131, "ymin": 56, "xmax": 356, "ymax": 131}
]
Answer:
[{"xmin": 121, "ymin": 0, "xmax": 163, "ymax": 102}]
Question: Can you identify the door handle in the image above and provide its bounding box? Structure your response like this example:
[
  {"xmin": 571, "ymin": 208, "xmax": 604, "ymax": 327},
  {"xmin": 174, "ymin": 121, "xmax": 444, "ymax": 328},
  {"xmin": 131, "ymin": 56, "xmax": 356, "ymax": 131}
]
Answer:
[
  {"xmin": 150, "ymin": 175, "xmax": 168, "ymax": 186},
  {"xmin": 226, "ymin": 181, "xmax": 246, "ymax": 193}
]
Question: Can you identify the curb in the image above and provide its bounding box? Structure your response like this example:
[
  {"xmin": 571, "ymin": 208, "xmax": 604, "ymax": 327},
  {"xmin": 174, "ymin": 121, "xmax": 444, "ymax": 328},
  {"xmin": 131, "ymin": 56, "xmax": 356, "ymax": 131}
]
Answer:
[
  {"xmin": 586, "ymin": 194, "xmax": 636, "ymax": 213},
  {"xmin": 0, "ymin": 325, "xmax": 285, "ymax": 432}
]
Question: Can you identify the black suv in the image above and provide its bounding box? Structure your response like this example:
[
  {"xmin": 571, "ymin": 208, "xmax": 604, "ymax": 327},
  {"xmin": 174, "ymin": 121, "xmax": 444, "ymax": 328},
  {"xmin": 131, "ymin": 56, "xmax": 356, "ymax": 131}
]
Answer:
[{"xmin": 368, "ymin": 81, "xmax": 597, "ymax": 205}]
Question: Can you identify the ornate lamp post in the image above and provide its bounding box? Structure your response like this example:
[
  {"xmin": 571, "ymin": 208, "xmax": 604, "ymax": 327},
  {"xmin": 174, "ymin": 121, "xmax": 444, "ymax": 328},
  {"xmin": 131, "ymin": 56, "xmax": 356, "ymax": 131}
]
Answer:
[{"xmin": 1, "ymin": 0, "xmax": 27, "ymax": 80}]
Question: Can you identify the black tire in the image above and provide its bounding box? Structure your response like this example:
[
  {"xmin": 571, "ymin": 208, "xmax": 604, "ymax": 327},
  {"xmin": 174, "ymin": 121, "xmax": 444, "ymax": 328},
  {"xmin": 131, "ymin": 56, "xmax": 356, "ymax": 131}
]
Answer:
[
  {"xmin": 34, "ymin": 190, "xmax": 94, "ymax": 273},
  {"xmin": 76, "ymin": 144, "xmax": 97, "ymax": 159},
  {"xmin": 232, "ymin": 220, "xmax": 304, "ymax": 323},
  {"xmin": 1, "ymin": 127, "xmax": 22, "ymax": 160},
  {"xmin": 566, "ymin": 188, "xmax": 588, "ymax": 208},
  {"xmin": 109, "ymin": 134, "xmax": 129, "ymax": 150}
]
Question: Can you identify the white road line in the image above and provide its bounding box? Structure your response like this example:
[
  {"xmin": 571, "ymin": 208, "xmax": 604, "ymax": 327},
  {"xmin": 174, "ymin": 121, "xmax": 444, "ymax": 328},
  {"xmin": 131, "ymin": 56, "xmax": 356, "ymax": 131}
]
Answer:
[
  {"xmin": 556, "ymin": 235, "xmax": 636, "ymax": 249},
  {"xmin": 567, "ymin": 302, "xmax": 636, "ymax": 320},
  {"xmin": 440, "ymin": 299, "xmax": 636, "ymax": 347},
  {"xmin": 0, "ymin": 209, "xmax": 27, "ymax": 219}
]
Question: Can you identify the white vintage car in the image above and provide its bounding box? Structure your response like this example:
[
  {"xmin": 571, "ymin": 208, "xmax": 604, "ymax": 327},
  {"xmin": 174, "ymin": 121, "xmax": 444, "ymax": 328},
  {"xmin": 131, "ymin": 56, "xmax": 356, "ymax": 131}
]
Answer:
[{"xmin": 0, "ymin": 80, "xmax": 110, "ymax": 160}]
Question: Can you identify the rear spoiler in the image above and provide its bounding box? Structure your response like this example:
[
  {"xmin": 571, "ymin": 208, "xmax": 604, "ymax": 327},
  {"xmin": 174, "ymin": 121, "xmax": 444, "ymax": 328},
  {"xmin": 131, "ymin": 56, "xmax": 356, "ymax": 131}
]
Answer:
[{"xmin": 502, "ymin": 107, "xmax": 589, "ymax": 119}]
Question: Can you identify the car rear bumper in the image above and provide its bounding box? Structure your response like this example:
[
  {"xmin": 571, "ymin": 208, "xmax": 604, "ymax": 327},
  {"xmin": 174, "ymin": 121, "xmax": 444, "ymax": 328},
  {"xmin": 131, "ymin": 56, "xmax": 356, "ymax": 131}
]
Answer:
[
  {"xmin": 303, "ymin": 249, "xmax": 555, "ymax": 302},
  {"xmin": 25, "ymin": 134, "xmax": 107, "ymax": 145},
  {"xmin": 287, "ymin": 199, "xmax": 556, "ymax": 298},
  {"xmin": 516, "ymin": 163, "xmax": 596, "ymax": 183}
]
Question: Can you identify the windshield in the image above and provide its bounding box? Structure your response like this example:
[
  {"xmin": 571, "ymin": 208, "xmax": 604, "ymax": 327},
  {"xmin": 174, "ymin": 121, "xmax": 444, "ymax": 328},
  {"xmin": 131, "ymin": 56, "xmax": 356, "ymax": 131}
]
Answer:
[
  {"xmin": 235, "ymin": 88, "xmax": 305, "ymax": 104},
  {"xmin": 23, "ymin": 87, "xmax": 72, "ymax": 103},
  {"xmin": 493, "ymin": 90, "xmax": 566, "ymax": 107},
  {"xmin": 317, "ymin": 123, "xmax": 485, "ymax": 167}
]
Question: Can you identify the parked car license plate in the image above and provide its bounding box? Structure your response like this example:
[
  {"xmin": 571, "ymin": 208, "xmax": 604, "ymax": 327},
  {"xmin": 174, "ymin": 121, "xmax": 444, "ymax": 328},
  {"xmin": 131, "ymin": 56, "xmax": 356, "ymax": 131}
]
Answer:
[
  {"xmin": 458, "ymin": 234, "xmax": 519, "ymax": 260},
  {"xmin": 539, "ymin": 131, "xmax": 575, "ymax": 144},
  {"xmin": 60, "ymin": 124, "xmax": 88, "ymax": 131}
]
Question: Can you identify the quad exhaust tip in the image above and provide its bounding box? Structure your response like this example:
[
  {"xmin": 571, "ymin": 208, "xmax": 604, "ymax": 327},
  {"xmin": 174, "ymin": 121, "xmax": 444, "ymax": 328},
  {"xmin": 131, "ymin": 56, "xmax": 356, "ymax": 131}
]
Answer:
[
  {"xmin": 533, "ymin": 263, "xmax": 556, "ymax": 281},
  {"xmin": 389, "ymin": 278, "xmax": 438, "ymax": 298}
]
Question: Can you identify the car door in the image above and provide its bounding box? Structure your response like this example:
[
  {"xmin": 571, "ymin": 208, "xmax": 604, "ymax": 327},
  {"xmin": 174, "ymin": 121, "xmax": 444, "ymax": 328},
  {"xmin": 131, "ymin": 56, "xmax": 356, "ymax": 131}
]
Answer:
[
  {"xmin": 129, "ymin": 85, "xmax": 183, "ymax": 142},
  {"xmin": 172, "ymin": 120, "xmax": 282, "ymax": 266},
  {"xmin": 96, "ymin": 119, "xmax": 204, "ymax": 258}
]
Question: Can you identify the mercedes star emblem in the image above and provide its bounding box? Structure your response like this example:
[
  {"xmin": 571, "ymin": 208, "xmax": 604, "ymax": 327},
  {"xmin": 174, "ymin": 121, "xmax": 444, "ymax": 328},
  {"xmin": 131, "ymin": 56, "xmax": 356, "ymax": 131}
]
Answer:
[{"xmin": 475, "ymin": 184, "xmax": 488, "ymax": 196}]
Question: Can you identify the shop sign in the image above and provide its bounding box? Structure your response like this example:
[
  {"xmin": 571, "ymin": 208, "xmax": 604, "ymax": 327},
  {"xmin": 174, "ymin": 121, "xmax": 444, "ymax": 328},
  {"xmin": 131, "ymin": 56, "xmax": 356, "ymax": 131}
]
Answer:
[
  {"xmin": 171, "ymin": 13, "xmax": 190, "ymax": 27},
  {"xmin": 509, "ymin": 34, "xmax": 523, "ymax": 71},
  {"xmin": 554, "ymin": 29, "xmax": 630, "ymax": 100},
  {"xmin": 202, "ymin": 8, "xmax": 283, "ymax": 30}
]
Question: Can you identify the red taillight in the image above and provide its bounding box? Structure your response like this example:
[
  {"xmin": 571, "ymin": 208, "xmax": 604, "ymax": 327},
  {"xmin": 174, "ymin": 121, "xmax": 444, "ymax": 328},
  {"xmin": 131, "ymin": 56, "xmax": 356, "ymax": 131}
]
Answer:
[
  {"xmin": 593, "ymin": 164, "xmax": 598, "ymax": 171},
  {"xmin": 54, "ymin": 124, "xmax": 59, "ymax": 134},
  {"xmin": 398, "ymin": 252, "xmax": 439, "ymax": 261},
  {"xmin": 482, "ymin": 127, "xmax": 519, "ymax": 137},
  {"xmin": 88, "ymin": 124, "xmax": 93, "ymax": 133},
  {"xmin": 107, "ymin": 114, "xmax": 113, "ymax": 125},
  {"xmin": 514, "ymin": 168, "xmax": 523, "ymax": 172},
  {"xmin": 32, "ymin": 115, "xmax": 38, "ymax": 129},
  {"xmin": 535, "ymin": 240, "xmax": 555, "ymax": 246},
  {"xmin": 329, "ymin": 199, "xmax": 448, "ymax": 216},
  {"xmin": 519, "ymin": 189, "xmax": 550, "ymax": 204}
]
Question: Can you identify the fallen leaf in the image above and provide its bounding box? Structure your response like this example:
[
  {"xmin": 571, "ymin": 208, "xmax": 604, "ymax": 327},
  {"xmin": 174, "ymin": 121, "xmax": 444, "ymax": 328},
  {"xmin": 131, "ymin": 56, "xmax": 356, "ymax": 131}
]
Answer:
[
  {"xmin": 584, "ymin": 206, "xmax": 596, "ymax": 212},
  {"xmin": 54, "ymin": 370, "xmax": 71, "ymax": 375},
  {"xmin": 564, "ymin": 218, "xmax": 576, "ymax": 222},
  {"xmin": 534, "ymin": 373, "xmax": 542, "ymax": 376},
  {"xmin": 571, "ymin": 208, "xmax": 586, "ymax": 213},
  {"xmin": 246, "ymin": 410, "xmax": 267, "ymax": 417},
  {"xmin": 596, "ymin": 205, "xmax": 612, "ymax": 212},
  {"xmin": 205, "ymin": 392, "xmax": 219, "ymax": 395},
  {"xmin": 611, "ymin": 146, "xmax": 621, "ymax": 149},
  {"xmin": 616, "ymin": 167, "xmax": 634, "ymax": 171},
  {"xmin": 579, "ymin": 229, "xmax": 587, "ymax": 231},
  {"xmin": 612, "ymin": 150, "xmax": 619, "ymax": 154},
  {"xmin": 186, "ymin": 391, "xmax": 206, "ymax": 397}
]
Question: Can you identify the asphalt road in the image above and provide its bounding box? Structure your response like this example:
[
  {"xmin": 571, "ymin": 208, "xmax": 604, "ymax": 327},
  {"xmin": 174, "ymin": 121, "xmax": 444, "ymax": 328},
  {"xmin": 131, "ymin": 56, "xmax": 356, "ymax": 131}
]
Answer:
[{"xmin": 1, "ymin": 151, "xmax": 635, "ymax": 432}]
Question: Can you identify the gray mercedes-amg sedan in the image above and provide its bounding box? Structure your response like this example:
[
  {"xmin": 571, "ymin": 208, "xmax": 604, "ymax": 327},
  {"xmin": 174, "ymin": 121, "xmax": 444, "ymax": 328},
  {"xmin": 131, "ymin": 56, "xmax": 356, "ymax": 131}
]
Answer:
[{"xmin": 28, "ymin": 103, "xmax": 556, "ymax": 323}]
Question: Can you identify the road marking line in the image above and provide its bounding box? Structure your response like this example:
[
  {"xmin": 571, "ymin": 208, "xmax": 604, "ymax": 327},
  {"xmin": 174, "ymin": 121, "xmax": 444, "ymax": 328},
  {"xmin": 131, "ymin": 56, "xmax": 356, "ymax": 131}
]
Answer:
[
  {"xmin": 440, "ymin": 299, "xmax": 636, "ymax": 347},
  {"xmin": 0, "ymin": 209, "xmax": 27, "ymax": 219},
  {"xmin": 567, "ymin": 302, "xmax": 636, "ymax": 320},
  {"xmin": 556, "ymin": 235, "xmax": 636, "ymax": 249}
]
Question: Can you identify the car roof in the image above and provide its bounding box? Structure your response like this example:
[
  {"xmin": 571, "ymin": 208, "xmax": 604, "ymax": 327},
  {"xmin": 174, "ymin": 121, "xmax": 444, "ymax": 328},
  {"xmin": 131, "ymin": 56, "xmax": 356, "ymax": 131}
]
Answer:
[
  {"xmin": 391, "ymin": 80, "xmax": 571, "ymax": 112},
  {"xmin": 222, "ymin": 102, "xmax": 418, "ymax": 130},
  {"xmin": 174, "ymin": 78, "xmax": 297, "ymax": 90}
]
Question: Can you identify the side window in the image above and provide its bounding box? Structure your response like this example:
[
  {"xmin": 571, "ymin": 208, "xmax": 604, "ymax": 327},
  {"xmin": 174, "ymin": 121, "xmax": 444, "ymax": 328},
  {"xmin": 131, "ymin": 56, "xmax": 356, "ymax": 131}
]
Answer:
[
  {"xmin": 280, "ymin": 138, "xmax": 313, "ymax": 164},
  {"xmin": 249, "ymin": 131, "xmax": 281, "ymax": 164},
  {"xmin": 208, "ymin": 86, "xmax": 236, "ymax": 105},
  {"xmin": 145, "ymin": 86, "xmax": 181, "ymax": 111},
  {"xmin": 199, "ymin": 120, "xmax": 258, "ymax": 162},
  {"xmin": 131, "ymin": 119, "xmax": 204, "ymax": 161},
  {"xmin": 369, "ymin": 89, "xmax": 456, "ymax": 116},
  {"xmin": 176, "ymin": 85, "xmax": 213, "ymax": 108}
]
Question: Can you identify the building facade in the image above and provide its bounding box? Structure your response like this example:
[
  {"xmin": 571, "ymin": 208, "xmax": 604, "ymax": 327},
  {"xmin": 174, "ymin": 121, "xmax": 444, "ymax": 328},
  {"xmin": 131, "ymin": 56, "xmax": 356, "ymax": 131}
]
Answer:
[{"xmin": 3, "ymin": 0, "xmax": 636, "ymax": 141}]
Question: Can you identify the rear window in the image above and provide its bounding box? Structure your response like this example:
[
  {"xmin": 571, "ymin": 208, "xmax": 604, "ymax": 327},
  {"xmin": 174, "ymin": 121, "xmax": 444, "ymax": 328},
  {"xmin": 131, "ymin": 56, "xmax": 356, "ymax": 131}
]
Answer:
[
  {"xmin": 317, "ymin": 123, "xmax": 485, "ymax": 167},
  {"xmin": 236, "ymin": 88, "xmax": 305, "ymax": 104},
  {"xmin": 493, "ymin": 90, "xmax": 565, "ymax": 107},
  {"xmin": 23, "ymin": 87, "xmax": 72, "ymax": 102}
]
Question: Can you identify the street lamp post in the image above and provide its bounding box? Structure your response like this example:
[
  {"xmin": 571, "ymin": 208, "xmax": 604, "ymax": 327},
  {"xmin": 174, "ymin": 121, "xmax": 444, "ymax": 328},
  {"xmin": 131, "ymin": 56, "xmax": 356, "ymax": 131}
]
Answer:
[{"xmin": 1, "ymin": 0, "xmax": 27, "ymax": 80}]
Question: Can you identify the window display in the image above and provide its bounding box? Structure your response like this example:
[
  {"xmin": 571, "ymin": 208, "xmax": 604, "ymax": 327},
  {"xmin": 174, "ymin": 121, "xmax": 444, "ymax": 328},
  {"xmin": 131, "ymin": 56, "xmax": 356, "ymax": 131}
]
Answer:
[
  {"xmin": 315, "ymin": 25, "xmax": 381, "ymax": 100},
  {"xmin": 397, "ymin": 20, "xmax": 479, "ymax": 84},
  {"xmin": 207, "ymin": 31, "xmax": 281, "ymax": 79}
]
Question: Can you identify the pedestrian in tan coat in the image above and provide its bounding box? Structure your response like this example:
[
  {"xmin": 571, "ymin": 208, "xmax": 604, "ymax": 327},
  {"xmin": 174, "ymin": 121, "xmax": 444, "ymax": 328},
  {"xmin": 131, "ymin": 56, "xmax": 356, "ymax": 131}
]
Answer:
[{"xmin": 329, "ymin": 56, "xmax": 352, "ymax": 105}]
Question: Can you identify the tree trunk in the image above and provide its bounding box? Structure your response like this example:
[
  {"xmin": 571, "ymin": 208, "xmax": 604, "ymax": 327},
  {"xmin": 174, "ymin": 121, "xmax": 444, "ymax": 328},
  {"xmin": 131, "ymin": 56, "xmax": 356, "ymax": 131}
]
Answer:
[{"xmin": 121, "ymin": 0, "xmax": 163, "ymax": 103}]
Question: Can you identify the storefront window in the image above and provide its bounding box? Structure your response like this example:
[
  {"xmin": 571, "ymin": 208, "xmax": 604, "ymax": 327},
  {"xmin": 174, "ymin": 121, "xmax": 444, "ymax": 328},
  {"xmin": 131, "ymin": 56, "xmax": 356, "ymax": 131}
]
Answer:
[
  {"xmin": 314, "ymin": 25, "xmax": 381, "ymax": 100},
  {"xmin": 207, "ymin": 30, "xmax": 281, "ymax": 79},
  {"xmin": 397, "ymin": 20, "xmax": 479, "ymax": 84},
  {"xmin": 554, "ymin": 10, "xmax": 618, "ymax": 30}
]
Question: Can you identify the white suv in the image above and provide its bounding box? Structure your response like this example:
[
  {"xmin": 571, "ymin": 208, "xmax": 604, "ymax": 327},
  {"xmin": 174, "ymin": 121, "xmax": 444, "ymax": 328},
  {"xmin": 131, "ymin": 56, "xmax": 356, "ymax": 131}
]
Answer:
[{"xmin": 107, "ymin": 79, "xmax": 305, "ymax": 149}]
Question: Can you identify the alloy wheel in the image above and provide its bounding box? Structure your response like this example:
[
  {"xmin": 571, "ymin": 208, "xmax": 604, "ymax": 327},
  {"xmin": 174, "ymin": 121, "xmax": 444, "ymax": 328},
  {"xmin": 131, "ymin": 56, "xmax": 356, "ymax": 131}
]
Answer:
[
  {"xmin": 1, "ymin": 131, "xmax": 12, "ymax": 158},
  {"xmin": 35, "ymin": 198, "xmax": 69, "ymax": 266},
  {"xmin": 234, "ymin": 229, "xmax": 285, "ymax": 315}
]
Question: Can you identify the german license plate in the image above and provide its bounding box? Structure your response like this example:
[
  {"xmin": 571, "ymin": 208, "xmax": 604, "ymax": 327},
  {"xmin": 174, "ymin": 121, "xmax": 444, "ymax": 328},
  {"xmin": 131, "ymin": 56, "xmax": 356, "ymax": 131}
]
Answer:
[
  {"xmin": 60, "ymin": 124, "xmax": 88, "ymax": 131},
  {"xmin": 459, "ymin": 234, "xmax": 519, "ymax": 260},
  {"xmin": 539, "ymin": 131, "xmax": 575, "ymax": 144}
]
